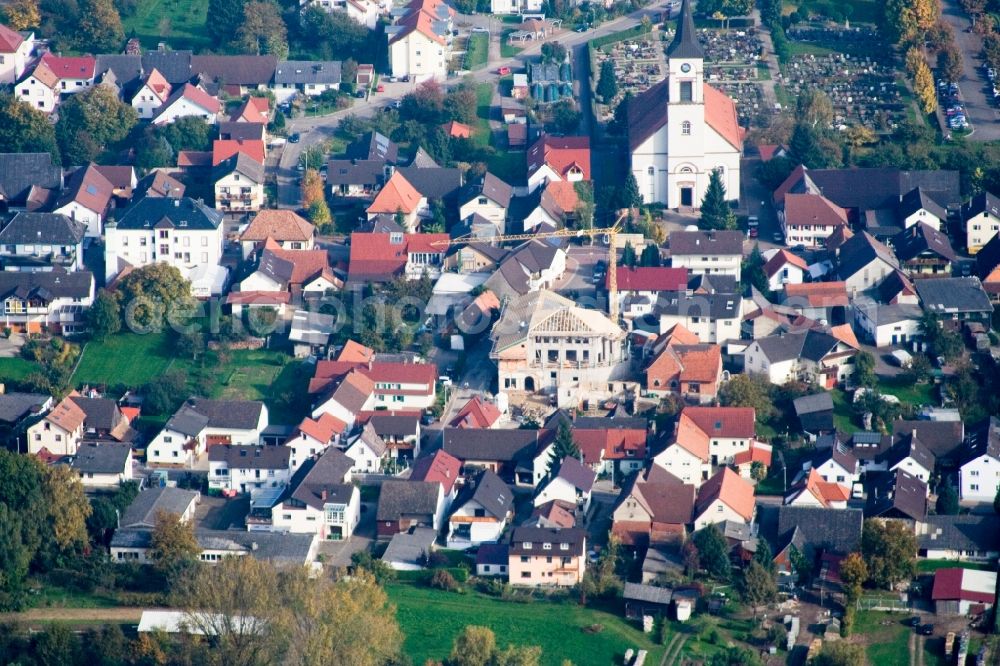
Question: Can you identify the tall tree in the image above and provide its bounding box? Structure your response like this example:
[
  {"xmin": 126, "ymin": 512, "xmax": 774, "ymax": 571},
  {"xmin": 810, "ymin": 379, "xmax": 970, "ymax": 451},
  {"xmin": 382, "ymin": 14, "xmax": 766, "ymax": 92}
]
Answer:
[
  {"xmin": 699, "ymin": 169, "xmax": 735, "ymax": 230},
  {"xmin": 444, "ymin": 82, "xmax": 478, "ymax": 124},
  {"xmin": 3, "ymin": 0, "xmax": 41, "ymax": 29},
  {"xmin": 795, "ymin": 89, "xmax": 833, "ymax": 130},
  {"xmin": 150, "ymin": 510, "xmax": 199, "ymax": 577},
  {"xmin": 234, "ymin": 1, "xmax": 288, "ymax": 58},
  {"xmin": 692, "ymin": 524, "xmax": 731, "ymax": 581},
  {"xmin": 937, "ymin": 43, "xmax": 963, "ymax": 84},
  {"xmin": 838, "ymin": 552, "xmax": 868, "ymax": 605},
  {"xmin": 43, "ymin": 465, "xmax": 91, "ymax": 552},
  {"xmin": 740, "ymin": 561, "xmax": 777, "ymax": 618},
  {"xmin": 861, "ymin": 519, "xmax": 917, "ymax": 589},
  {"xmin": 596, "ymin": 60, "xmax": 618, "ymax": 104},
  {"xmin": 719, "ymin": 373, "xmax": 774, "ymax": 421},
  {"xmin": 854, "ymin": 351, "xmax": 877, "ymax": 387},
  {"xmin": 936, "ymin": 483, "xmax": 959, "ymax": 515},
  {"xmin": 639, "ymin": 243, "xmax": 661, "ymax": 267},
  {"xmin": 115, "ymin": 263, "xmax": 193, "ymax": 332},
  {"xmin": 207, "ymin": 0, "xmax": 245, "ymax": 47},
  {"xmin": 741, "ymin": 243, "xmax": 768, "ymax": 296},
  {"xmin": 621, "ymin": 172, "xmax": 642, "ymax": 210},
  {"xmin": 621, "ymin": 241, "xmax": 637, "ymax": 267},
  {"xmin": 55, "ymin": 86, "xmax": 137, "ymax": 166},
  {"xmin": 789, "ymin": 122, "xmax": 836, "ymax": 168},
  {"xmin": 547, "ymin": 420, "xmax": 580, "ymax": 475},
  {"xmin": 76, "ymin": 0, "xmax": 123, "ymax": 52},
  {"xmin": 0, "ymin": 93, "xmax": 60, "ymax": 159}
]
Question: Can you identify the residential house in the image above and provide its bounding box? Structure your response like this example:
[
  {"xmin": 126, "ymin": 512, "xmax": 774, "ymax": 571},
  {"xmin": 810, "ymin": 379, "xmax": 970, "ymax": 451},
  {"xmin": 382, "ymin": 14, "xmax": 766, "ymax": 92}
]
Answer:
[
  {"xmin": 239, "ymin": 210, "xmax": 314, "ymax": 259},
  {"xmin": 892, "ymin": 419, "xmax": 965, "ymax": 467},
  {"xmin": 854, "ymin": 300, "xmax": 924, "ymax": 348},
  {"xmin": 962, "ymin": 191, "xmax": 1000, "ymax": 254},
  {"xmin": 17, "ymin": 57, "xmax": 59, "ymax": 112},
  {"xmin": 480, "ymin": 239, "xmax": 567, "ymax": 302},
  {"xmin": 917, "ymin": 514, "xmax": 1000, "ymax": 561},
  {"xmin": 94, "ymin": 166, "xmax": 137, "ymax": 203},
  {"xmin": 526, "ymin": 135, "xmax": 591, "ymax": 194},
  {"xmin": 365, "ymin": 171, "xmax": 428, "ymax": 231},
  {"xmin": 450, "ymin": 395, "xmax": 502, "ymax": 429},
  {"xmin": 763, "ymin": 505, "xmax": 862, "ymax": 577},
  {"xmin": 778, "ymin": 193, "xmax": 849, "ymax": 248},
  {"xmin": 896, "ymin": 186, "xmax": 946, "ymax": 231},
  {"xmin": 366, "ymin": 412, "xmax": 422, "ymax": 459},
  {"xmin": 781, "ymin": 282, "xmax": 850, "ymax": 323},
  {"xmin": 534, "ymin": 457, "xmax": 596, "ymax": 513},
  {"xmin": 387, "ymin": 9, "xmax": 449, "ymax": 82},
  {"xmin": 612, "ymin": 465, "xmax": 695, "ymax": 548},
  {"xmin": 656, "ymin": 291, "xmax": 742, "ymax": 344},
  {"xmin": 347, "ymin": 231, "xmax": 448, "ymax": 283},
  {"xmin": 0, "ymin": 270, "xmax": 94, "ymax": 334},
  {"xmin": 693, "ymin": 467, "xmax": 755, "ymax": 530},
  {"xmin": 443, "ymin": 120, "xmax": 472, "ymax": 139},
  {"xmin": 784, "ymin": 469, "xmax": 850, "ymax": 509},
  {"xmin": 382, "ymin": 527, "xmax": 438, "ymax": 570},
  {"xmin": 213, "ymin": 152, "xmax": 265, "ymax": 211},
  {"xmin": 443, "ymin": 427, "xmax": 553, "ymax": 485},
  {"xmin": 764, "ymin": 250, "xmax": 808, "ymax": 292},
  {"xmin": 69, "ymin": 394, "xmax": 137, "ymax": 445},
  {"xmin": 111, "ymin": 488, "xmax": 201, "ymax": 560},
  {"xmin": 891, "ymin": 223, "xmax": 957, "ymax": 278},
  {"xmin": 113, "ymin": 526, "xmax": 318, "ymax": 565},
  {"xmin": 133, "ymin": 170, "xmax": 185, "ymax": 200},
  {"xmin": 410, "ymin": 449, "xmax": 463, "ymax": 511},
  {"xmin": 489, "ymin": 289, "xmax": 628, "ymax": 407},
  {"xmin": 273, "ymin": 60, "xmax": 341, "ymax": 103},
  {"xmin": 793, "ymin": 392, "xmax": 835, "ymax": 439},
  {"xmin": 446, "ymin": 470, "xmax": 513, "ymax": 549},
  {"xmin": 265, "ymin": 447, "xmax": 359, "ymax": 540},
  {"xmin": 915, "ymin": 277, "xmax": 993, "ymax": 326},
  {"xmin": 875, "ymin": 430, "xmax": 935, "ymax": 484},
  {"xmin": 687, "ymin": 406, "xmax": 757, "ymax": 466},
  {"xmin": 343, "ymin": 423, "xmax": 389, "ymax": 473},
  {"xmin": 237, "ymin": 239, "xmax": 332, "ymax": 301},
  {"xmin": 146, "ymin": 398, "xmax": 268, "ymax": 466},
  {"xmin": 27, "ymin": 395, "xmax": 86, "ymax": 456},
  {"xmin": 0, "ymin": 212, "xmax": 86, "ymax": 272},
  {"xmin": 490, "ymin": 0, "xmax": 543, "ymax": 14},
  {"xmin": 864, "ymin": 469, "xmax": 928, "ymax": 522},
  {"xmin": 286, "ymin": 412, "xmax": 346, "ymax": 472},
  {"xmin": 104, "ymin": 197, "xmax": 225, "ymax": 288},
  {"xmin": 328, "ymin": 159, "xmax": 390, "ymax": 198},
  {"xmin": 0, "ymin": 24, "xmax": 33, "ymax": 84},
  {"xmin": 958, "ymin": 417, "xmax": 1000, "ymax": 504},
  {"xmin": 560, "ymin": 414, "xmax": 649, "ymax": 477},
  {"xmin": 834, "ymin": 231, "xmax": 900, "ymax": 296},
  {"xmin": 733, "ymin": 441, "xmax": 773, "ymax": 480},
  {"xmin": 507, "ymin": 526, "xmax": 587, "ymax": 587},
  {"xmin": 150, "ymin": 83, "xmax": 221, "ymax": 125},
  {"xmin": 376, "ymin": 480, "xmax": 445, "ymax": 539},
  {"xmin": 69, "ymin": 442, "xmax": 134, "ymax": 489},
  {"xmin": 612, "ymin": 266, "xmax": 688, "ymax": 320},
  {"xmin": 644, "ymin": 325, "xmax": 723, "ymax": 402},
  {"xmin": 309, "ymin": 359, "xmax": 437, "ymax": 420},
  {"xmin": 876, "ymin": 270, "xmax": 920, "ymax": 305},
  {"xmin": 931, "ymin": 568, "xmax": 997, "ymax": 615},
  {"xmin": 668, "ymin": 230, "xmax": 743, "ymax": 281},
  {"xmin": 0, "ymin": 152, "xmax": 62, "ymax": 212},
  {"xmin": 531, "ymin": 499, "xmax": 578, "ymax": 529},
  {"xmin": 743, "ymin": 328, "xmax": 857, "ymax": 388},
  {"xmin": 0, "ymin": 392, "xmax": 51, "ymax": 437},
  {"xmin": 131, "ymin": 68, "xmax": 171, "ymax": 119},
  {"xmin": 522, "ymin": 181, "xmax": 580, "ymax": 231},
  {"xmin": 190, "ymin": 54, "xmax": 277, "ymax": 95},
  {"xmin": 52, "ymin": 164, "xmax": 114, "ymax": 238},
  {"xmin": 476, "ymin": 543, "xmax": 509, "ymax": 577},
  {"xmin": 208, "ymin": 445, "xmax": 291, "ymax": 494},
  {"xmin": 458, "ymin": 173, "xmax": 513, "ymax": 235}
]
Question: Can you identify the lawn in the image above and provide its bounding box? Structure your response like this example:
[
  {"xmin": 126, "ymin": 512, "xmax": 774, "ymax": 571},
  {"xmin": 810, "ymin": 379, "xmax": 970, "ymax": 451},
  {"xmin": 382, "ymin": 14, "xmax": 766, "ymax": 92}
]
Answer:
[
  {"xmin": 782, "ymin": 0, "xmax": 881, "ymax": 24},
  {"xmin": 0, "ymin": 357, "xmax": 45, "ymax": 383},
  {"xmin": 74, "ymin": 332, "xmax": 176, "ymax": 389},
  {"xmin": 855, "ymin": 611, "xmax": 911, "ymax": 666},
  {"xmin": 26, "ymin": 581, "xmax": 120, "ymax": 610},
  {"xmin": 122, "ymin": 0, "xmax": 211, "ymax": 52},
  {"xmin": 501, "ymin": 32, "xmax": 524, "ymax": 58},
  {"xmin": 878, "ymin": 378, "xmax": 935, "ymax": 407},
  {"xmin": 386, "ymin": 584, "xmax": 664, "ymax": 665},
  {"xmin": 465, "ymin": 32, "xmax": 489, "ymax": 70},
  {"xmin": 831, "ymin": 388, "xmax": 861, "ymax": 433},
  {"xmin": 473, "ymin": 81, "xmax": 494, "ymax": 148},
  {"xmin": 916, "ymin": 559, "xmax": 996, "ymax": 574}
]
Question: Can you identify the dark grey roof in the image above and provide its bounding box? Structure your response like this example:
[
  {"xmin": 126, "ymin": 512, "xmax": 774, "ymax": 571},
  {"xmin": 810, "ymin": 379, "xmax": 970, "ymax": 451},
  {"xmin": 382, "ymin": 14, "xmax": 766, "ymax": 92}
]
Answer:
[
  {"xmin": 70, "ymin": 442, "xmax": 131, "ymax": 474},
  {"xmin": 915, "ymin": 277, "xmax": 993, "ymax": 315},
  {"xmin": 68, "ymin": 396, "xmax": 120, "ymax": 431},
  {"xmin": 382, "ymin": 527, "xmax": 437, "ymax": 566},
  {"xmin": 376, "ymin": 480, "xmax": 440, "ymax": 521},
  {"xmin": 0, "ymin": 153, "xmax": 62, "ymax": 205},
  {"xmin": 462, "ymin": 172, "xmax": 513, "ymax": 209},
  {"xmin": 793, "ymin": 392, "xmax": 834, "ymax": 416},
  {"xmin": 879, "ymin": 432, "xmax": 935, "ymax": 473},
  {"xmin": 213, "ymin": 152, "xmax": 264, "ymax": 183},
  {"xmin": 408, "ymin": 147, "xmax": 440, "ymax": 169},
  {"xmin": 133, "ymin": 171, "xmax": 185, "ymax": 199},
  {"xmin": 120, "ymin": 487, "xmax": 200, "ymax": 528},
  {"xmin": 395, "ymin": 166, "xmax": 462, "ymax": 201},
  {"xmin": 274, "ymin": 60, "xmax": 341, "ymax": 85},
  {"xmin": 964, "ymin": 191, "xmax": 1000, "ymax": 221},
  {"xmin": 809, "ymin": 168, "xmax": 960, "ymax": 214},
  {"xmin": 191, "ymin": 55, "xmax": 277, "ymax": 86},
  {"xmin": 623, "ymin": 582, "xmax": 673, "ymax": 605},
  {"xmin": 193, "ymin": 529, "xmax": 314, "ymax": 563},
  {"xmin": 574, "ymin": 415, "xmax": 648, "ymax": 430},
  {"xmin": 898, "ymin": 187, "xmax": 948, "ymax": 222},
  {"xmin": 556, "ymin": 456, "xmax": 596, "ymax": 491},
  {"xmin": 113, "ymin": 197, "xmax": 223, "ymax": 231},
  {"xmin": 509, "ymin": 526, "xmax": 586, "ymax": 556},
  {"xmin": 368, "ymin": 413, "xmax": 420, "ymax": 437},
  {"xmin": 165, "ymin": 404, "xmax": 210, "ymax": 437},
  {"xmin": 346, "ymin": 132, "xmax": 399, "ymax": 164},
  {"xmin": 218, "ymin": 121, "xmax": 266, "ymax": 142},
  {"xmin": 110, "ymin": 527, "xmax": 152, "ymax": 549},
  {"xmin": 688, "ymin": 273, "xmax": 738, "ymax": 294},
  {"xmin": 775, "ymin": 505, "xmax": 862, "ymax": 555},
  {"xmin": 0, "ymin": 213, "xmax": 85, "ymax": 245},
  {"xmin": 811, "ymin": 441, "xmax": 859, "ymax": 475},
  {"xmin": 848, "ymin": 430, "xmax": 892, "ymax": 461},
  {"xmin": 443, "ymin": 428, "xmax": 552, "ymax": 463},
  {"xmin": 326, "ymin": 159, "xmax": 386, "ymax": 187},
  {"xmin": 458, "ymin": 469, "xmax": 512, "ymax": 519},
  {"xmin": 893, "ymin": 420, "xmax": 965, "ymax": 460},
  {"xmin": 141, "ymin": 50, "xmax": 193, "ymax": 85},
  {"xmin": 891, "ymin": 223, "xmax": 957, "ymax": 264},
  {"xmin": 95, "ymin": 54, "xmax": 143, "ymax": 89},
  {"xmin": 836, "ymin": 231, "xmax": 899, "ymax": 281},
  {"xmin": 476, "ymin": 542, "xmax": 508, "ymax": 565},
  {"xmin": 186, "ymin": 398, "xmax": 265, "ymax": 430},
  {"xmin": 0, "ymin": 392, "xmax": 50, "ymax": 424},
  {"xmin": 753, "ymin": 329, "xmax": 841, "ymax": 363},
  {"xmin": 918, "ymin": 514, "xmax": 1000, "ymax": 554},
  {"xmin": 284, "ymin": 447, "xmax": 355, "ymax": 511},
  {"xmin": 656, "ymin": 291, "xmax": 741, "ymax": 320},
  {"xmin": 669, "ymin": 230, "xmax": 743, "ymax": 256},
  {"xmin": 864, "ymin": 469, "xmax": 928, "ymax": 521},
  {"xmin": 0, "ymin": 270, "xmax": 93, "ymax": 301},
  {"xmin": 961, "ymin": 417, "xmax": 1000, "ymax": 465},
  {"xmin": 667, "ymin": 0, "xmax": 704, "ymax": 59},
  {"xmin": 208, "ymin": 445, "xmax": 289, "ymax": 469},
  {"xmin": 976, "ymin": 232, "xmax": 1000, "ymax": 279}
]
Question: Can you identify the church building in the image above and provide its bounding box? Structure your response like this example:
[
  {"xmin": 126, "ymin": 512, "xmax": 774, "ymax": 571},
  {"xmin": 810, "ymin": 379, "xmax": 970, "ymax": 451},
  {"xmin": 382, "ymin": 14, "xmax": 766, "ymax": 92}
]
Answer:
[{"xmin": 628, "ymin": 0, "xmax": 743, "ymax": 209}]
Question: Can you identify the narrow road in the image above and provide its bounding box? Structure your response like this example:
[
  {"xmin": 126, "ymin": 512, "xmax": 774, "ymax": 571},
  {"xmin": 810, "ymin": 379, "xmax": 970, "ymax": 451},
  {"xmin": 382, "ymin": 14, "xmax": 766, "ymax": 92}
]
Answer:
[
  {"xmin": 939, "ymin": 0, "xmax": 1000, "ymax": 140},
  {"xmin": 0, "ymin": 607, "xmax": 149, "ymax": 623}
]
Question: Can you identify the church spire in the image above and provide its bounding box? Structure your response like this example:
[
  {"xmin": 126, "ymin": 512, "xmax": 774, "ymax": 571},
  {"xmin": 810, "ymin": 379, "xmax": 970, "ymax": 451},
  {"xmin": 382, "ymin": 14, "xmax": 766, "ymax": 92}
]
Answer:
[{"xmin": 667, "ymin": 0, "xmax": 705, "ymax": 59}]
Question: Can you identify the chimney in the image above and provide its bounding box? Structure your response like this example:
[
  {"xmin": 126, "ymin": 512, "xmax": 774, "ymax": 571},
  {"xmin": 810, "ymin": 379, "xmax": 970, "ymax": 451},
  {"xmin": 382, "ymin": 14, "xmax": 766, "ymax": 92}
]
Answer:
[
  {"xmin": 321, "ymin": 489, "xmax": 328, "ymax": 501},
  {"xmin": 173, "ymin": 199, "xmax": 180, "ymax": 207}
]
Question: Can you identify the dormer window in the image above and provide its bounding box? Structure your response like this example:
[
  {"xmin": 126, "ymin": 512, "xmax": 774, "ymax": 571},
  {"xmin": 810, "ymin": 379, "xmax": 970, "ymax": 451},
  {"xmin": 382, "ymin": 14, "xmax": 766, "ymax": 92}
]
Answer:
[
  {"xmin": 543, "ymin": 542, "xmax": 552, "ymax": 550},
  {"xmin": 523, "ymin": 542, "xmax": 532, "ymax": 549},
  {"xmin": 390, "ymin": 232, "xmax": 403, "ymax": 244},
  {"xmin": 560, "ymin": 543, "xmax": 569, "ymax": 551}
]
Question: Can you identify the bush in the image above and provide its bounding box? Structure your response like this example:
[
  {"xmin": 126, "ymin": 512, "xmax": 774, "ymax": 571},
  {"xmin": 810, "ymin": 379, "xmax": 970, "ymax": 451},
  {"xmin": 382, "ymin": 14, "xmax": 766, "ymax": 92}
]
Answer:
[
  {"xmin": 429, "ymin": 570, "xmax": 459, "ymax": 591},
  {"xmin": 767, "ymin": 623, "xmax": 787, "ymax": 647}
]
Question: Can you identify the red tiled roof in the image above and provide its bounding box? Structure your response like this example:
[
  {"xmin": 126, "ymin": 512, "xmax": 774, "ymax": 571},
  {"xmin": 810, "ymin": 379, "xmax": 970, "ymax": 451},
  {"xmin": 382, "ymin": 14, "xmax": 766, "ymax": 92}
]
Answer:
[
  {"xmin": 829, "ymin": 323, "xmax": 860, "ymax": 349},
  {"xmin": 46, "ymin": 394, "xmax": 86, "ymax": 433},
  {"xmin": 389, "ymin": 10, "xmax": 446, "ymax": 45},
  {"xmin": 673, "ymin": 415, "xmax": 709, "ymax": 461},
  {"xmin": 177, "ymin": 151, "xmax": 212, "ymax": 168},
  {"xmin": 177, "ymin": 83, "xmax": 221, "ymax": 114},
  {"xmin": 662, "ymin": 323, "xmax": 700, "ymax": 346},
  {"xmin": 784, "ymin": 281, "xmax": 849, "ymax": 307},
  {"xmin": 212, "ymin": 139, "xmax": 265, "ymax": 166},
  {"xmin": 801, "ymin": 468, "xmax": 850, "ymax": 506},
  {"xmin": 241, "ymin": 210, "xmax": 314, "ymax": 242},
  {"xmin": 532, "ymin": 499, "xmax": 577, "ymax": 528},
  {"xmin": 733, "ymin": 441, "xmax": 772, "ymax": 467},
  {"xmin": 231, "ymin": 96, "xmax": 269, "ymax": 123},
  {"xmin": 784, "ymin": 193, "xmax": 848, "ymax": 228},
  {"xmin": 347, "ymin": 232, "xmax": 448, "ymax": 281},
  {"xmin": 773, "ymin": 164, "xmax": 808, "ymax": 205},
  {"xmin": 295, "ymin": 413, "xmax": 347, "ymax": 443},
  {"xmin": 40, "ymin": 53, "xmax": 95, "ymax": 79},
  {"xmin": 410, "ymin": 449, "xmax": 462, "ymax": 494},
  {"xmin": 338, "ymin": 340, "xmax": 375, "ymax": 364},
  {"xmin": 609, "ymin": 266, "xmax": 688, "ymax": 292},
  {"xmin": 451, "ymin": 396, "xmax": 502, "ymax": 428},
  {"xmin": 703, "ymin": 83, "xmax": 743, "ymax": 150},
  {"xmin": 683, "ymin": 406, "xmax": 756, "ymax": 439},
  {"xmin": 143, "ymin": 68, "xmax": 171, "ymax": 102},
  {"xmin": 442, "ymin": 121, "xmax": 472, "ymax": 138},
  {"xmin": 541, "ymin": 181, "xmax": 579, "ymax": 214},
  {"xmin": 225, "ymin": 291, "xmax": 292, "ymax": 305},
  {"xmin": 365, "ymin": 361, "xmax": 436, "ymax": 387},
  {"xmin": 696, "ymin": 467, "xmax": 755, "ymax": 521},
  {"xmin": 367, "ymin": 171, "xmax": 423, "ymax": 215},
  {"xmin": 758, "ymin": 144, "xmax": 781, "ymax": 162},
  {"xmin": 527, "ymin": 135, "xmax": 591, "ymax": 181},
  {"xmin": 0, "ymin": 24, "xmax": 25, "ymax": 52},
  {"xmin": 763, "ymin": 249, "xmax": 808, "ymax": 278}
]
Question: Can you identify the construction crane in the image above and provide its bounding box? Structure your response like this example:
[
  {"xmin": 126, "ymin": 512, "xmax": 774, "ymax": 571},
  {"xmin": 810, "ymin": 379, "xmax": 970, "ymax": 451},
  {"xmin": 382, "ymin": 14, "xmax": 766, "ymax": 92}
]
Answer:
[{"xmin": 433, "ymin": 211, "xmax": 630, "ymax": 321}]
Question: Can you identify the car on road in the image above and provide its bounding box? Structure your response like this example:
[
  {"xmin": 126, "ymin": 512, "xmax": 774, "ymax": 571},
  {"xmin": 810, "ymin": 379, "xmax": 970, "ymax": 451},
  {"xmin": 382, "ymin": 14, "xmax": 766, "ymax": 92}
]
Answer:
[
  {"xmin": 918, "ymin": 624, "xmax": 934, "ymax": 636},
  {"xmin": 747, "ymin": 215, "xmax": 759, "ymax": 238},
  {"xmin": 288, "ymin": 133, "xmax": 300, "ymax": 143},
  {"xmin": 497, "ymin": 66, "xmax": 511, "ymax": 75},
  {"xmin": 907, "ymin": 616, "xmax": 921, "ymax": 628},
  {"xmin": 576, "ymin": 25, "xmax": 589, "ymax": 32},
  {"xmin": 391, "ymin": 100, "xmax": 402, "ymax": 108},
  {"xmin": 772, "ymin": 232, "xmax": 784, "ymax": 243},
  {"xmin": 376, "ymin": 84, "xmax": 385, "ymax": 92},
  {"xmin": 355, "ymin": 90, "xmax": 366, "ymax": 99}
]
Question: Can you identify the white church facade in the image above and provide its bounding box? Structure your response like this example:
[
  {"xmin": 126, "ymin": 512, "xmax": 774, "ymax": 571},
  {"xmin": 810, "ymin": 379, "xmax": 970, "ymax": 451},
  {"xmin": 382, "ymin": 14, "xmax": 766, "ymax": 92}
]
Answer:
[{"xmin": 628, "ymin": 0, "xmax": 743, "ymax": 209}]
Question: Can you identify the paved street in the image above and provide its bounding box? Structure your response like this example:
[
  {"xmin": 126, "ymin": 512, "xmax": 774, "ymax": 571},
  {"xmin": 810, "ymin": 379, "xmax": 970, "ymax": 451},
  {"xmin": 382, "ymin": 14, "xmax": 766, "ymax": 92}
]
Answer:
[{"xmin": 940, "ymin": 0, "xmax": 1000, "ymax": 141}]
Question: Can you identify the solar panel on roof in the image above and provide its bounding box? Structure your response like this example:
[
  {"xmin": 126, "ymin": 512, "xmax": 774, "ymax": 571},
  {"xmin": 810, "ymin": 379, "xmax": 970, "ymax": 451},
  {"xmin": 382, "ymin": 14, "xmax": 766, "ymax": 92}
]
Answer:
[{"xmin": 853, "ymin": 431, "xmax": 882, "ymax": 444}]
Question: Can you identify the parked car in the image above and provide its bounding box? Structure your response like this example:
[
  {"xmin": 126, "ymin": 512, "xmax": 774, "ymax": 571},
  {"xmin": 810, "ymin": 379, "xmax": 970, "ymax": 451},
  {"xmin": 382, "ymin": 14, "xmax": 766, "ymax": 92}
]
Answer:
[
  {"xmin": 497, "ymin": 66, "xmax": 511, "ymax": 75},
  {"xmin": 288, "ymin": 133, "xmax": 300, "ymax": 143},
  {"xmin": 907, "ymin": 616, "xmax": 921, "ymax": 628},
  {"xmin": 919, "ymin": 624, "xmax": 934, "ymax": 636},
  {"xmin": 355, "ymin": 90, "xmax": 366, "ymax": 98},
  {"xmin": 376, "ymin": 84, "xmax": 385, "ymax": 92}
]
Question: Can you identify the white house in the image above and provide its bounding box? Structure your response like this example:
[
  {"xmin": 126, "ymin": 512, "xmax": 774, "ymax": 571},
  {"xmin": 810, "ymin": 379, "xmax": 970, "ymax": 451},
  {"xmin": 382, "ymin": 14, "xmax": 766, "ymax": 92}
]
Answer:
[
  {"xmin": 446, "ymin": 470, "xmax": 513, "ymax": 549},
  {"xmin": 388, "ymin": 14, "xmax": 448, "ymax": 82},
  {"xmin": 27, "ymin": 395, "xmax": 86, "ymax": 456},
  {"xmin": 0, "ymin": 25, "xmax": 34, "ymax": 84},
  {"xmin": 52, "ymin": 164, "xmax": 114, "ymax": 239},
  {"xmin": 490, "ymin": 0, "xmax": 542, "ymax": 13},
  {"xmin": 834, "ymin": 232, "xmax": 900, "ymax": 296},
  {"xmin": 964, "ymin": 192, "xmax": 1000, "ymax": 255},
  {"xmin": 0, "ymin": 271, "xmax": 94, "ymax": 336},
  {"xmin": 69, "ymin": 442, "xmax": 134, "ymax": 489},
  {"xmin": 764, "ymin": 250, "xmax": 807, "ymax": 292},
  {"xmin": 214, "ymin": 153, "xmax": 266, "ymax": 212},
  {"xmin": 651, "ymin": 440, "xmax": 710, "ymax": 487},
  {"xmin": 208, "ymin": 445, "xmax": 291, "ymax": 495},
  {"xmin": 131, "ymin": 68, "xmax": 172, "ymax": 119},
  {"xmin": 743, "ymin": 328, "xmax": 857, "ymax": 388},
  {"xmin": 146, "ymin": 398, "xmax": 268, "ymax": 466},
  {"xmin": 778, "ymin": 193, "xmax": 849, "ymax": 248},
  {"xmin": 627, "ymin": 0, "xmax": 742, "ymax": 209},
  {"xmin": 286, "ymin": 413, "xmax": 346, "ymax": 472},
  {"xmin": 657, "ymin": 292, "xmax": 742, "ymax": 344},
  {"xmin": 310, "ymin": 362, "xmax": 438, "ymax": 422},
  {"xmin": 526, "ymin": 135, "xmax": 590, "ymax": 195},
  {"xmin": 533, "ymin": 457, "xmax": 596, "ymax": 514},
  {"xmin": 668, "ymin": 230, "xmax": 744, "ymax": 281},
  {"xmin": 104, "ymin": 197, "xmax": 224, "ymax": 286},
  {"xmin": 784, "ymin": 469, "xmax": 850, "ymax": 509},
  {"xmin": 0, "ymin": 212, "xmax": 86, "ymax": 272},
  {"xmin": 854, "ymin": 300, "xmax": 923, "ymax": 349},
  {"xmin": 343, "ymin": 422, "xmax": 389, "ymax": 474},
  {"xmin": 959, "ymin": 417, "xmax": 1000, "ymax": 504},
  {"xmin": 264, "ymin": 448, "xmax": 360, "ymax": 541},
  {"xmin": 897, "ymin": 187, "xmax": 945, "ymax": 232},
  {"xmin": 459, "ymin": 173, "xmax": 512, "ymax": 234},
  {"xmin": 17, "ymin": 57, "xmax": 58, "ymax": 112},
  {"xmin": 806, "ymin": 442, "xmax": 860, "ymax": 488},
  {"xmin": 692, "ymin": 467, "xmax": 755, "ymax": 530},
  {"xmin": 151, "ymin": 83, "xmax": 221, "ymax": 125},
  {"xmin": 273, "ymin": 60, "xmax": 342, "ymax": 103}
]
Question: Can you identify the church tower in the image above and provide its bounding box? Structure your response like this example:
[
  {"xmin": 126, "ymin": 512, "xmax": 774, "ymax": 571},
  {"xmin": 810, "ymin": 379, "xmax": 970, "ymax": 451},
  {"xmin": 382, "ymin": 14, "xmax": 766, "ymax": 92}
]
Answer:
[{"xmin": 665, "ymin": 0, "xmax": 706, "ymax": 208}]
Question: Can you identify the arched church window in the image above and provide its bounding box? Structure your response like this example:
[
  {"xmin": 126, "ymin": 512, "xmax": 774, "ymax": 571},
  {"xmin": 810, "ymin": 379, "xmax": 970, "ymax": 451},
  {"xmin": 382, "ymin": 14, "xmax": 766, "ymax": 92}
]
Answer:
[
  {"xmin": 681, "ymin": 121, "xmax": 691, "ymax": 135},
  {"xmin": 680, "ymin": 166, "xmax": 693, "ymax": 174}
]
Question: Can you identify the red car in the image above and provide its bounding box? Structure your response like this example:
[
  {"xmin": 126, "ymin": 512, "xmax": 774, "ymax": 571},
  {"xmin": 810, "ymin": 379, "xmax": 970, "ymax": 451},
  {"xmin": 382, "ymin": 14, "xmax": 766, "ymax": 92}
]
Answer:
[
  {"xmin": 376, "ymin": 84, "xmax": 385, "ymax": 92},
  {"xmin": 497, "ymin": 66, "xmax": 511, "ymax": 75}
]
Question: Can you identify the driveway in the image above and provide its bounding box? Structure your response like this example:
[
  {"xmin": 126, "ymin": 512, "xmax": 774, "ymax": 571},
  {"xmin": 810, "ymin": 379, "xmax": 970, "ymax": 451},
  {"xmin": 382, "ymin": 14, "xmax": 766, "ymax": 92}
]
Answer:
[
  {"xmin": 317, "ymin": 501, "xmax": 376, "ymax": 568},
  {"xmin": 939, "ymin": 0, "xmax": 1000, "ymax": 140}
]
